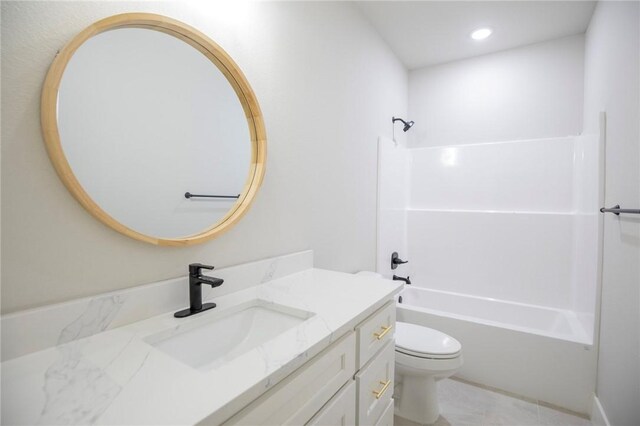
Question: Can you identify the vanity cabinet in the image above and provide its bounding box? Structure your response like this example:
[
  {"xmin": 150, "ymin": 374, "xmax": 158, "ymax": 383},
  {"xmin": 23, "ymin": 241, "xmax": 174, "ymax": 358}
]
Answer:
[
  {"xmin": 357, "ymin": 301, "xmax": 396, "ymax": 369},
  {"xmin": 375, "ymin": 399, "xmax": 395, "ymax": 426},
  {"xmin": 307, "ymin": 381, "xmax": 357, "ymax": 426},
  {"xmin": 354, "ymin": 302, "xmax": 396, "ymax": 426},
  {"xmin": 221, "ymin": 301, "xmax": 396, "ymax": 426},
  {"xmin": 222, "ymin": 332, "xmax": 356, "ymax": 425},
  {"xmin": 356, "ymin": 341, "xmax": 395, "ymax": 425}
]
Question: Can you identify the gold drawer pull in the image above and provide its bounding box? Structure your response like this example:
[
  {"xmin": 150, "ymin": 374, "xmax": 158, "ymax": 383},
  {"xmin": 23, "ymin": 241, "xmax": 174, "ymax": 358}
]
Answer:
[
  {"xmin": 373, "ymin": 380, "xmax": 391, "ymax": 399},
  {"xmin": 373, "ymin": 325, "xmax": 392, "ymax": 340}
]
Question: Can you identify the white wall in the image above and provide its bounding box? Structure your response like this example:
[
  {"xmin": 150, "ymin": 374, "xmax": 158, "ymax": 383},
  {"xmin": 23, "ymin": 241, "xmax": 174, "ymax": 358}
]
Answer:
[
  {"xmin": 0, "ymin": 1, "xmax": 408, "ymax": 313},
  {"xmin": 376, "ymin": 137, "xmax": 409, "ymax": 277},
  {"xmin": 408, "ymin": 34, "xmax": 584, "ymax": 147},
  {"xmin": 583, "ymin": 2, "xmax": 640, "ymax": 425}
]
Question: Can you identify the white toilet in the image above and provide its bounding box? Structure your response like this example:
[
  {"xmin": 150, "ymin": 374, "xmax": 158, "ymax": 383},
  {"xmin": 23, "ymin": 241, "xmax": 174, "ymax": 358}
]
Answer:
[
  {"xmin": 354, "ymin": 272, "xmax": 463, "ymax": 424},
  {"xmin": 394, "ymin": 321, "xmax": 463, "ymax": 424}
]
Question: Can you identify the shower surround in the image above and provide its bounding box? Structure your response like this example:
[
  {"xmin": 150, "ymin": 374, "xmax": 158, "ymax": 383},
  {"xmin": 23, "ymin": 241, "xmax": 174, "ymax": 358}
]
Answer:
[{"xmin": 376, "ymin": 121, "xmax": 603, "ymax": 413}]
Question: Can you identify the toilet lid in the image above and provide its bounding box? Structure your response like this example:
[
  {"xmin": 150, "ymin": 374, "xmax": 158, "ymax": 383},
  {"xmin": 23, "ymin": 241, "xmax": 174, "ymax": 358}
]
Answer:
[{"xmin": 395, "ymin": 322, "xmax": 461, "ymax": 357}]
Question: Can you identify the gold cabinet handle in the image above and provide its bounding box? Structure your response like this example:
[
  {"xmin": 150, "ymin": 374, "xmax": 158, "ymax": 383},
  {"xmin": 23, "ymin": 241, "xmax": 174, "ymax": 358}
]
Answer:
[
  {"xmin": 373, "ymin": 325, "xmax": 392, "ymax": 340},
  {"xmin": 372, "ymin": 380, "xmax": 391, "ymax": 399}
]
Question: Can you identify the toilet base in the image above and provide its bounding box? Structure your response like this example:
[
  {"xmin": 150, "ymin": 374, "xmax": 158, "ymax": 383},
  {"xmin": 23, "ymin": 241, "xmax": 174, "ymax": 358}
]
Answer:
[{"xmin": 395, "ymin": 374, "xmax": 440, "ymax": 424}]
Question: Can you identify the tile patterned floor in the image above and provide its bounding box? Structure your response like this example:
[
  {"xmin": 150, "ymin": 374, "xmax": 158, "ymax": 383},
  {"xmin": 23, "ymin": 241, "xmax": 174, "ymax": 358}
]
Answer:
[{"xmin": 394, "ymin": 378, "xmax": 592, "ymax": 426}]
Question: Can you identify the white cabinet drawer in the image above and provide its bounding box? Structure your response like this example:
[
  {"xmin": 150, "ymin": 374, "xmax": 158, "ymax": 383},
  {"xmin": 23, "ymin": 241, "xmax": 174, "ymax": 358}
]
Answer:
[
  {"xmin": 374, "ymin": 399, "xmax": 394, "ymax": 426},
  {"xmin": 356, "ymin": 341, "xmax": 395, "ymax": 426},
  {"xmin": 223, "ymin": 332, "xmax": 356, "ymax": 426},
  {"xmin": 306, "ymin": 380, "xmax": 356, "ymax": 426},
  {"xmin": 356, "ymin": 302, "xmax": 395, "ymax": 369}
]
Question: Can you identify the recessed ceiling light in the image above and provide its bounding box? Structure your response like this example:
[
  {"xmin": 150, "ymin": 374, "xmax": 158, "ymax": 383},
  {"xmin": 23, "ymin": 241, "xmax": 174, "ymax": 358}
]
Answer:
[{"xmin": 471, "ymin": 28, "xmax": 493, "ymax": 40}]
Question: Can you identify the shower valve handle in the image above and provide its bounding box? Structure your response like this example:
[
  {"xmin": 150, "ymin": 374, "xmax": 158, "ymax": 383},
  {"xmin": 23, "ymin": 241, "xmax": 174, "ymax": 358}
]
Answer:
[{"xmin": 391, "ymin": 252, "xmax": 408, "ymax": 270}]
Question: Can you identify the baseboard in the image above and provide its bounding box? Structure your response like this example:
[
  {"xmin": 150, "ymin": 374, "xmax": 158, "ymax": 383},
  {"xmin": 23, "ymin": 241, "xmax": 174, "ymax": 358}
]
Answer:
[{"xmin": 591, "ymin": 395, "xmax": 610, "ymax": 426}]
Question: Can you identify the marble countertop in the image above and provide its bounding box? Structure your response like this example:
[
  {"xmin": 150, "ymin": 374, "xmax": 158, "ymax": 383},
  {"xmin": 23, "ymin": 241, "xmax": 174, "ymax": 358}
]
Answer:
[{"xmin": 1, "ymin": 268, "xmax": 402, "ymax": 425}]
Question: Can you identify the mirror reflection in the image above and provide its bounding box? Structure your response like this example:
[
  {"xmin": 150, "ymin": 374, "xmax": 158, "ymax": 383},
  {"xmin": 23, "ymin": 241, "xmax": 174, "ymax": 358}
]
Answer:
[{"xmin": 57, "ymin": 27, "xmax": 251, "ymax": 239}]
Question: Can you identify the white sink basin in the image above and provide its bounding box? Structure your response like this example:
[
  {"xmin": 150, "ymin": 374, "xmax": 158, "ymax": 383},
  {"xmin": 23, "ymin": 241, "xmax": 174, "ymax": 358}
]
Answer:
[{"xmin": 146, "ymin": 299, "xmax": 314, "ymax": 371}]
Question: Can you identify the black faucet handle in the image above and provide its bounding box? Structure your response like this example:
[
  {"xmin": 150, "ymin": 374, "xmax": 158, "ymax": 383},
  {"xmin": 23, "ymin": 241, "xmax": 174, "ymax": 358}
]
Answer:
[
  {"xmin": 189, "ymin": 263, "xmax": 215, "ymax": 276},
  {"xmin": 391, "ymin": 252, "xmax": 409, "ymax": 270}
]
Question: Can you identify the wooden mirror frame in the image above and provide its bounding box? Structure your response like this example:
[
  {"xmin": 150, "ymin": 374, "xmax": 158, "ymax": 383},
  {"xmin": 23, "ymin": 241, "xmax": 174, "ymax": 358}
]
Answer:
[{"xmin": 41, "ymin": 13, "xmax": 266, "ymax": 246}]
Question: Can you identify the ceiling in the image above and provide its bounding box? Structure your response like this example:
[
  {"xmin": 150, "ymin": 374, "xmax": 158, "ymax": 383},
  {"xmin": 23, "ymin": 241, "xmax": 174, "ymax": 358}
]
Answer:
[{"xmin": 355, "ymin": 1, "xmax": 597, "ymax": 70}]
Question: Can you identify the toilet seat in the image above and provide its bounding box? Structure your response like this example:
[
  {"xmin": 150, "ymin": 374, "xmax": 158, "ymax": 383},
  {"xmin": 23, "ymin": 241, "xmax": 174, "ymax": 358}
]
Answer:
[
  {"xmin": 396, "ymin": 347, "xmax": 461, "ymax": 360},
  {"xmin": 395, "ymin": 322, "xmax": 462, "ymax": 360},
  {"xmin": 395, "ymin": 348, "xmax": 463, "ymax": 373}
]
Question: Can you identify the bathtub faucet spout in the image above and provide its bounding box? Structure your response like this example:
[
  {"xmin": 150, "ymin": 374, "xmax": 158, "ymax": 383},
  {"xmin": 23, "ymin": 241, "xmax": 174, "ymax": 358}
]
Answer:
[{"xmin": 393, "ymin": 275, "xmax": 411, "ymax": 285}]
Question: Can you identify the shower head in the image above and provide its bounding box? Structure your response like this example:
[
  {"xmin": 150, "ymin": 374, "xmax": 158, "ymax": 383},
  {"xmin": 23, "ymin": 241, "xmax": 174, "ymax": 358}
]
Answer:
[{"xmin": 392, "ymin": 117, "xmax": 415, "ymax": 132}]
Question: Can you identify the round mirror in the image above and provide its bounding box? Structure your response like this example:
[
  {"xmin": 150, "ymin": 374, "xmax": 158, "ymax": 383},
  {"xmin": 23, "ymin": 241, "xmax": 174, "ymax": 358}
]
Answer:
[{"xmin": 41, "ymin": 14, "xmax": 266, "ymax": 246}]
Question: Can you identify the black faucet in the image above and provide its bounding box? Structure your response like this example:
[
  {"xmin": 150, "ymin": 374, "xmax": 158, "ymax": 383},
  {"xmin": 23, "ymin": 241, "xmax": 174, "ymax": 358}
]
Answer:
[
  {"xmin": 393, "ymin": 275, "xmax": 411, "ymax": 285},
  {"xmin": 174, "ymin": 263, "xmax": 224, "ymax": 318}
]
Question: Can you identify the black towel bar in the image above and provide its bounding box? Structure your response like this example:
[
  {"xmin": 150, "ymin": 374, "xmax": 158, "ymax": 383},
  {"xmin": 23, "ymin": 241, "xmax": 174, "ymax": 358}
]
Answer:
[
  {"xmin": 184, "ymin": 192, "xmax": 240, "ymax": 199},
  {"xmin": 600, "ymin": 205, "xmax": 640, "ymax": 215}
]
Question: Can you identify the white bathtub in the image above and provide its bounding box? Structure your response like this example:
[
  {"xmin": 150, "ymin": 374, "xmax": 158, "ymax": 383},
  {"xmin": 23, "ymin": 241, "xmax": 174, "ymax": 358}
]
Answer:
[
  {"xmin": 396, "ymin": 286, "xmax": 598, "ymax": 414},
  {"xmin": 399, "ymin": 286, "xmax": 591, "ymax": 344}
]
